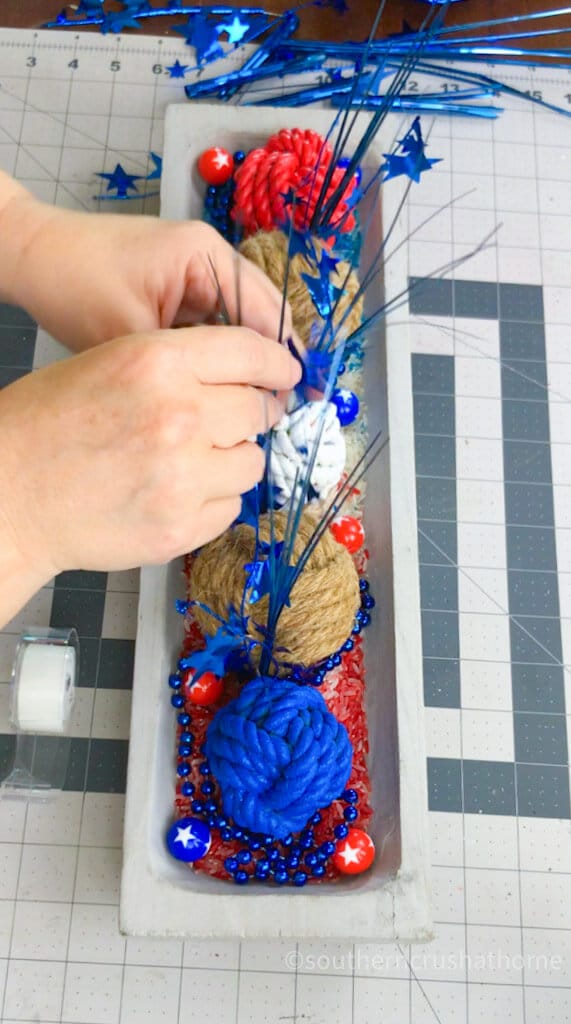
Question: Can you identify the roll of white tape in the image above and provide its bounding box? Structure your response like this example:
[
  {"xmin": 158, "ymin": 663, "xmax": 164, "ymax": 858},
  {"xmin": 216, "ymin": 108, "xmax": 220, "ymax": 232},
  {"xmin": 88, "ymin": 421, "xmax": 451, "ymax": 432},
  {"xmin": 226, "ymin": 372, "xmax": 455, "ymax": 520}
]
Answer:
[{"xmin": 14, "ymin": 644, "xmax": 76, "ymax": 735}]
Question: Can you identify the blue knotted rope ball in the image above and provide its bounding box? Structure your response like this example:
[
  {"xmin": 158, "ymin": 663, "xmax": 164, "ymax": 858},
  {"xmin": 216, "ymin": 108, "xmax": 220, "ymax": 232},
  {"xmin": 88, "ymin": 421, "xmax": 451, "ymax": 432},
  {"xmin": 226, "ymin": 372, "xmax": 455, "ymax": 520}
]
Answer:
[{"xmin": 204, "ymin": 677, "xmax": 353, "ymax": 840}]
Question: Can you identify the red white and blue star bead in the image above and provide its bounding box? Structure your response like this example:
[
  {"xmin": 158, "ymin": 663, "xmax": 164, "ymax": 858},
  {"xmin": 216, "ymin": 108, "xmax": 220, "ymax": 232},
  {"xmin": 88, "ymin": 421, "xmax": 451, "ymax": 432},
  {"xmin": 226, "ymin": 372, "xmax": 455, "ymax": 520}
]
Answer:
[
  {"xmin": 332, "ymin": 827, "xmax": 375, "ymax": 875},
  {"xmin": 166, "ymin": 816, "xmax": 211, "ymax": 863},
  {"xmin": 332, "ymin": 388, "xmax": 360, "ymax": 427},
  {"xmin": 197, "ymin": 147, "xmax": 234, "ymax": 186}
]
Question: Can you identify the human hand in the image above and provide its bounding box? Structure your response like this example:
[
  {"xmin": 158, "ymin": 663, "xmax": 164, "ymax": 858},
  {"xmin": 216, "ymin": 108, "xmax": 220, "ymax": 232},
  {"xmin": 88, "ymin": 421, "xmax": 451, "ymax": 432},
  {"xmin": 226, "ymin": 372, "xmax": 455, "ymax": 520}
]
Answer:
[
  {"xmin": 0, "ymin": 175, "xmax": 293, "ymax": 351},
  {"xmin": 0, "ymin": 326, "xmax": 300, "ymax": 597}
]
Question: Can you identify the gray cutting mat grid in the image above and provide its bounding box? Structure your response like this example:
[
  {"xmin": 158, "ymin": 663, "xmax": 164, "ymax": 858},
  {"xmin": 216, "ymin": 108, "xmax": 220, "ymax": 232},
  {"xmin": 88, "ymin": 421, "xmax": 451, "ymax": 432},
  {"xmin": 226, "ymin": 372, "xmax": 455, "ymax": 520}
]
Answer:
[{"xmin": 0, "ymin": 27, "xmax": 570, "ymax": 1024}]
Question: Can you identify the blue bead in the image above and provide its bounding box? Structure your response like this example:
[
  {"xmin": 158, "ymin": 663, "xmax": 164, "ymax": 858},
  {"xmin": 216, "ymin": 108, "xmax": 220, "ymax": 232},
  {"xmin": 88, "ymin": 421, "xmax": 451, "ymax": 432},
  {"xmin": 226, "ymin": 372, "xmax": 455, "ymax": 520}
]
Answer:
[
  {"xmin": 268, "ymin": 848, "xmax": 280, "ymax": 862},
  {"xmin": 168, "ymin": 673, "xmax": 182, "ymax": 689},
  {"xmin": 359, "ymin": 578, "xmax": 369, "ymax": 591},
  {"xmin": 199, "ymin": 763, "xmax": 211, "ymax": 775},
  {"xmin": 224, "ymin": 856, "xmax": 238, "ymax": 873},
  {"xmin": 311, "ymin": 812, "xmax": 321, "ymax": 825},
  {"xmin": 191, "ymin": 799, "xmax": 205, "ymax": 814},
  {"xmin": 180, "ymin": 731, "xmax": 193, "ymax": 745},
  {"xmin": 275, "ymin": 857, "xmax": 288, "ymax": 872},
  {"xmin": 320, "ymin": 841, "xmax": 336, "ymax": 857},
  {"xmin": 234, "ymin": 870, "xmax": 249, "ymax": 885},
  {"xmin": 360, "ymin": 612, "xmax": 371, "ymax": 627},
  {"xmin": 178, "ymin": 745, "xmax": 191, "ymax": 758},
  {"xmin": 331, "ymin": 388, "xmax": 359, "ymax": 427},
  {"xmin": 332, "ymin": 653, "xmax": 341, "ymax": 667},
  {"xmin": 233, "ymin": 150, "xmax": 245, "ymax": 163},
  {"xmin": 256, "ymin": 858, "xmax": 270, "ymax": 873},
  {"xmin": 171, "ymin": 694, "xmax": 185, "ymax": 708},
  {"xmin": 221, "ymin": 827, "xmax": 233, "ymax": 842},
  {"xmin": 201, "ymin": 781, "xmax": 214, "ymax": 795},
  {"xmin": 343, "ymin": 788, "xmax": 358, "ymax": 803},
  {"xmin": 233, "ymin": 828, "xmax": 245, "ymax": 841},
  {"xmin": 300, "ymin": 831, "xmax": 314, "ymax": 849},
  {"xmin": 207, "ymin": 815, "xmax": 217, "ymax": 827},
  {"xmin": 286, "ymin": 854, "xmax": 300, "ymax": 869},
  {"xmin": 334, "ymin": 823, "xmax": 349, "ymax": 839},
  {"xmin": 166, "ymin": 817, "xmax": 211, "ymax": 863},
  {"xmin": 177, "ymin": 713, "xmax": 191, "ymax": 726},
  {"xmin": 316, "ymin": 850, "xmax": 328, "ymax": 862},
  {"xmin": 362, "ymin": 594, "xmax": 375, "ymax": 609},
  {"xmin": 255, "ymin": 865, "xmax": 270, "ymax": 879},
  {"xmin": 207, "ymin": 185, "xmax": 217, "ymax": 196},
  {"xmin": 237, "ymin": 849, "xmax": 252, "ymax": 864},
  {"xmin": 204, "ymin": 801, "xmax": 218, "ymax": 814},
  {"xmin": 352, "ymin": 623, "xmax": 362, "ymax": 635},
  {"xmin": 181, "ymin": 781, "xmax": 195, "ymax": 797},
  {"xmin": 293, "ymin": 871, "xmax": 308, "ymax": 886},
  {"xmin": 313, "ymin": 671, "xmax": 325, "ymax": 686},
  {"xmin": 281, "ymin": 834, "xmax": 293, "ymax": 847},
  {"xmin": 344, "ymin": 806, "xmax": 358, "ymax": 821},
  {"xmin": 274, "ymin": 870, "xmax": 288, "ymax": 885},
  {"xmin": 249, "ymin": 838, "xmax": 262, "ymax": 851},
  {"xmin": 311, "ymin": 864, "xmax": 326, "ymax": 877},
  {"xmin": 342, "ymin": 639, "xmax": 354, "ymax": 652},
  {"xmin": 290, "ymin": 844, "xmax": 302, "ymax": 858},
  {"xmin": 305, "ymin": 852, "xmax": 319, "ymax": 868},
  {"xmin": 325, "ymin": 658, "xmax": 334, "ymax": 672},
  {"xmin": 177, "ymin": 762, "xmax": 190, "ymax": 777},
  {"xmin": 338, "ymin": 363, "xmax": 346, "ymax": 374},
  {"xmin": 356, "ymin": 609, "xmax": 365, "ymax": 623},
  {"xmin": 216, "ymin": 817, "xmax": 228, "ymax": 829},
  {"xmin": 263, "ymin": 835, "xmax": 274, "ymax": 846}
]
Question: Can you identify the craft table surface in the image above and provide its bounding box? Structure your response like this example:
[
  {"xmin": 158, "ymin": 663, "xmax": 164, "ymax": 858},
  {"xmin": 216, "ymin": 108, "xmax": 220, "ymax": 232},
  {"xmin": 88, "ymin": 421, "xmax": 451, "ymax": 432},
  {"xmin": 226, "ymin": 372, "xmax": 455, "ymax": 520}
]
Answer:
[{"xmin": 0, "ymin": 22, "xmax": 571, "ymax": 1024}]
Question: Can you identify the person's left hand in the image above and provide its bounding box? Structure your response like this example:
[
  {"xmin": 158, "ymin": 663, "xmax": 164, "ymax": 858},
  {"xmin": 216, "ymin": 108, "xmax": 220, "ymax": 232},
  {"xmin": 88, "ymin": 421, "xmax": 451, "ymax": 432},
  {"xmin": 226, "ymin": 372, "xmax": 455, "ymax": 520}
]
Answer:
[{"xmin": 1, "ymin": 184, "xmax": 292, "ymax": 351}]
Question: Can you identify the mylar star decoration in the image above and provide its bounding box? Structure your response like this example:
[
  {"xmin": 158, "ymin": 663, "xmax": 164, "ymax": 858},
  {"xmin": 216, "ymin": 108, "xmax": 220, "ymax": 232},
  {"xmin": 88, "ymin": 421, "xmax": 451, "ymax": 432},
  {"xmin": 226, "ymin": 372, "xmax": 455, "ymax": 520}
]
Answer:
[
  {"xmin": 96, "ymin": 162, "xmax": 143, "ymax": 197},
  {"xmin": 301, "ymin": 251, "xmax": 344, "ymax": 320},
  {"xmin": 179, "ymin": 626, "xmax": 238, "ymax": 679},
  {"xmin": 244, "ymin": 541, "xmax": 285, "ymax": 604},
  {"xmin": 380, "ymin": 116, "xmax": 442, "ymax": 184},
  {"xmin": 166, "ymin": 58, "xmax": 190, "ymax": 78},
  {"xmin": 146, "ymin": 151, "xmax": 163, "ymax": 180},
  {"xmin": 173, "ymin": 13, "xmax": 223, "ymax": 65},
  {"xmin": 100, "ymin": 10, "xmax": 142, "ymax": 32},
  {"xmin": 216, "ymin": 14, "xmax": 250, "ymax": 45}
]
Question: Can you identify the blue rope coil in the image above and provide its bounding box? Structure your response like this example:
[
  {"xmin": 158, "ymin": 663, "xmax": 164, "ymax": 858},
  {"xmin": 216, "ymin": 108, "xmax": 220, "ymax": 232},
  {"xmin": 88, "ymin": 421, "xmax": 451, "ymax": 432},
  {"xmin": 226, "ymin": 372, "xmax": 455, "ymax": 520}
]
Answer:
[{"xmin": 205, "ymin": 677, "xmax": 353, "ymax": 839}]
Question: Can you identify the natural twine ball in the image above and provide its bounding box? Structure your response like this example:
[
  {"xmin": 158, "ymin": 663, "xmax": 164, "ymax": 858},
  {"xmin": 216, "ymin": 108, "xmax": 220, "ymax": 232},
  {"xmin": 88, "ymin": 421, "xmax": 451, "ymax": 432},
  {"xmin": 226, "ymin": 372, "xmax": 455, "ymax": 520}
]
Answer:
[
  {"xmin": 189, "ymin": 509, "xmax": 360, "ymax": 669},
  {"xmin": 239, "ymin": 230, "xmax": 363, "ymax": 349}
]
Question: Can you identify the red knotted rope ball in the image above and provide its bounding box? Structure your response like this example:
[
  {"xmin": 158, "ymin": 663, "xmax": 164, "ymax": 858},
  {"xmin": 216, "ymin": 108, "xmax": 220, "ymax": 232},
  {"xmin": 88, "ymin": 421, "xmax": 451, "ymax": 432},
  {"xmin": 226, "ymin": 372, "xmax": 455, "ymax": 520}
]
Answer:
[{"xmin": 232, "ymin": 128, "xmax": 357, "ymax": 238}]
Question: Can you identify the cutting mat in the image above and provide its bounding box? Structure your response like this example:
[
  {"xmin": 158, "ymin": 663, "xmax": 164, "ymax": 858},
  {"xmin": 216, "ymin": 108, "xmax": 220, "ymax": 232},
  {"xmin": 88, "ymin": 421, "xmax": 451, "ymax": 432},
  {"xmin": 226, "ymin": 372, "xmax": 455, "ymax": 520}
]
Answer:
[{"xmin": 1, "ymin": 25, "xmax": 571, "ymax": 1024}]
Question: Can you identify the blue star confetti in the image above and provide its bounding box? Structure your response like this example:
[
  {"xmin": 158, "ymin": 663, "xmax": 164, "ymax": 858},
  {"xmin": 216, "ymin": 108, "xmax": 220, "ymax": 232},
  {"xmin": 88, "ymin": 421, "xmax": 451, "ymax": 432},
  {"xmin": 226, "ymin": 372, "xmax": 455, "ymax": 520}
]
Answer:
[
  {"xmin": 166, "ymin": 59, "xmax": 190, "ymax": 78},
  {"xmin": 174, "ymin": 13, "xmax": 224, "ymax": 65},
  {"xmin": 217, "ymin": 14, "xmax": 251, "ymax": 45},
  {"xmin": 96, "ymin": 162, "xmax": 142, "ymax": 197},
  {"xmin": 381, "ymin": 116, "xmax": 441, "ymax": 183}
]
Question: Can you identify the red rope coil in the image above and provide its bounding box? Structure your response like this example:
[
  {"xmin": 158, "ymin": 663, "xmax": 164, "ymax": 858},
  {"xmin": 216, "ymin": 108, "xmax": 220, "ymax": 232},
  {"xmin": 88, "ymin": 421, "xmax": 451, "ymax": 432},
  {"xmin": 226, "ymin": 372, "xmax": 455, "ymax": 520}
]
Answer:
[{"xmin": 232, "ymin": 128, "xmax": 357, "ymax": 238}]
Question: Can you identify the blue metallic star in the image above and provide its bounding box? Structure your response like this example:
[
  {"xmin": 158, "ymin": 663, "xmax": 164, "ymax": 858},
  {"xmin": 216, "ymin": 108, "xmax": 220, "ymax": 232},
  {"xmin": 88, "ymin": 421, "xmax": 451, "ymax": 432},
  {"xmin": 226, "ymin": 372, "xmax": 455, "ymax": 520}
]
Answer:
[
  {"xmin": 174, "ymin": 14, "xmax": 224, "ymax": 65},
  {"xmin": 101, "ymin": 11, "xmax": 142, "ymax": 33},
  {"xmin": 180, "ymin": 627, "xmax": 237, "ymax": 679},
  {"xmin": 244, "ymin": 542, "xmax": 285, "ymax": 604},
  {"xmin": 301, "ymin": 255, "xmax": 343, "ymax": 320},
  {"xmin": 166, "ymin": 59, "xmax": 190, "ymax": 79},
  {"xmin": 146, "ymin": 152, "xmax": 162, "ymax": 180},
  {"xmin": 217, "ymin": 14, "xmax": 251, "ymax": 45},
  {"xmin": 96, "ymin": 163, "xmax": 143, "ymax": 197},
  {"xmin": 381, "ymin": 116, "xmax": 441, "ymax": 184}
]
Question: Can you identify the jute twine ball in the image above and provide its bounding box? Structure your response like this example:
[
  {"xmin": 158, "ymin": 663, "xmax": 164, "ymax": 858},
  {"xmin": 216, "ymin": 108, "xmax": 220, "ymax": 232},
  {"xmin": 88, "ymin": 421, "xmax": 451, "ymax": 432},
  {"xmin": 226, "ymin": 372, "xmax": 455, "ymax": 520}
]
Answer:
[
  {"xmin": 189, "ymin": 509, "xmax": 360, "ymax": 669},
  {"xmin": 239, "ymin": 230, "xmax": 363, "ymax": 348}
]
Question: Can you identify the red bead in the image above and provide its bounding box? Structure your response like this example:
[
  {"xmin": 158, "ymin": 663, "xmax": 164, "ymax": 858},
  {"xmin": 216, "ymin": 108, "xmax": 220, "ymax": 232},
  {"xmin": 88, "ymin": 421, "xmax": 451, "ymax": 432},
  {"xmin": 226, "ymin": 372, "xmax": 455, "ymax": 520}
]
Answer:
[
  {"xmin": 182, "ymin": 669, "xmax": 224, "ymax": 706},
  {"xmin": 332, "ymin": 828, "xmax": 375, "ymax": 875},
  {"xmin": 330, "ymin": 516, "xmax": 365, "ymax": 554},
  {"xmin": 197, "ymin": 147, "xmax": 234, "ymax": 186}
]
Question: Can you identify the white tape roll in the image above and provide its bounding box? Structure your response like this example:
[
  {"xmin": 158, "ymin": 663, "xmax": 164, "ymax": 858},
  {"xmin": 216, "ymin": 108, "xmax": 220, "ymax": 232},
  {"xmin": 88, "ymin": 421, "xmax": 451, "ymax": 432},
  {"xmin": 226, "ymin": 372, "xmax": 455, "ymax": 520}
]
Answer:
[{"xmin": 14, "ymin": 644, "xmax": 76, "ymax": 735}]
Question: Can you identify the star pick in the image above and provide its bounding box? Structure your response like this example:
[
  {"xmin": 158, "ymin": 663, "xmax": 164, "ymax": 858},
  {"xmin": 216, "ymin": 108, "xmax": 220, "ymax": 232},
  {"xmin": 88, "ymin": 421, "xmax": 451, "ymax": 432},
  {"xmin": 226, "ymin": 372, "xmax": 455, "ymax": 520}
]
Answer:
[
  {"xmin": 381, "ymin": 116, "xmax": 442, "ymax": 184},
  {"xmin": 174, "ymin": 14, "xmax": 224, "ymax": 65},
  {"xmin": 96, "ymin": 163, "xmax": 143, "ymax": 197},
  {"xmin": 217, "ymin": 14, "xmax": 251, "ymax": 45},
  {"xmin": 166, "ymin": 59, "xmax": 190, "ymax": 78}
]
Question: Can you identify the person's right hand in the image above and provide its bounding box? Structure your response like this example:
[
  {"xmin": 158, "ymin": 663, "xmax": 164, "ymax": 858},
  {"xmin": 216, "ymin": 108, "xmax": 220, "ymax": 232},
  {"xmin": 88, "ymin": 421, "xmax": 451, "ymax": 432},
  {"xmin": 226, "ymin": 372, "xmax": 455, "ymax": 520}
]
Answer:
[{"xmin": 0, "ymin": 325, "xmax": 300, "ymax": 586}]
